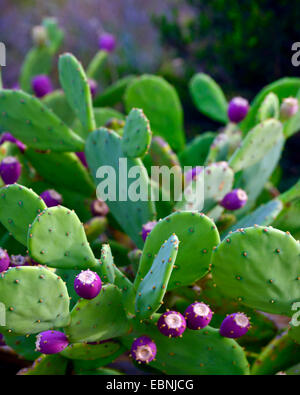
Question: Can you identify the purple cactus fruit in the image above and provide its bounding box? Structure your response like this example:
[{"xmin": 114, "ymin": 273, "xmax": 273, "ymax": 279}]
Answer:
[
  {"xmin": 90, "ymin": 199, "xmax": 109, "ymax": 217},
  {"xmin": 184, "ymin": 302, "xmax": 213, "ymax": 330},
  {"xmin": 0, "ymin": 156, "xmax": 21, "ymax": 184},
  {"xmin": 0, "ymin": 132, "xmax": 26, "ymax": 153},
  {"xmin": 74, "ymin": 269, "xmax": 102, "ymax": 300},
  {"xmin": 280, "ymin": 97, "xmax": 299, "ymax": 120},
  {"xmin": 220, "ymin": 188, "xmax": 248, "ymax": 211},
  {"xmin": 0, "ymin": 334, "xmax": 5, "ymax": 346},
  {"xmin": 10, "ymin": 255, "xmax": 29, "ymax": 267},
  {"xmin": 130, "ymin": 336, "xmax": 157, "ymax": 364},
  {"xmin": 141, "ymin": 221, "xmax": 157, "ymax": 242},
  {"xmin": 88, "ymin": 79, "xmax": 98, "ymax": 98},
  {"xmin": 40, "ymin": 189, "xmax": 62, "ymax": 208},
  {"xmin": 35, "ymin": 330, "xmax": 69, "ymax": 354},
  {"xmin": 184, "ymin": 166, "xmax": 203, "ymax": 184},
  {"xmin": 228, "ymin": 97, "xmax": 249, "ymax": 123},
  {"xmin": 31, "ymin": 74, "xmax": 53, "ymax": 98},
  {"xmin": 0, "ymin": 248, "xmax": 10, "ymax": 272},
  {"xmin": 98, "ymin": 33, "xmax": 116, "ymax": 52},
  {"xmin": 220, "ymin": 313, "xmax": 250, "ymax": 339},
  {"xmin": 157, "ymin": 310, "xmax": 186, "ymax": 338},
  {"xmin": 76, "ymin": 152, "xmax": 88, "ymax": 168}
]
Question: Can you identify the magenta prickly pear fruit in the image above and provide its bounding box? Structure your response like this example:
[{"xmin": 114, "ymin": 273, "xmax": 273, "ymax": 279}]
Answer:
[
  {"xmin": 90, "ymin": 199, "xmax": 109, "ymax": 217},
  {"xmin": 220, "ymin": 188, "xmax": 248, "ymax": 211},
  {"xmin": 280, "ymin": 97, "xmax": 299, "ymax": 120},
  {"xmin": 10, "ymin": 255, "xmax": 28, "ymax": 267},
  {"xmin": 184, "ymin": 166, "xmax": 203, "ymax": 184},
  {"xmin": 35, "ymin": 330, "xmax": 69, "ymax": 354},
  {"xmin": 141, "ymin": 221, "xmax": 157, "ymax": 242},
  {"xmin": 74, "ymin": 269, "xmax": 102, "ymax": 300},
  {"xmin": 76, "ymin": 152, "xmax": 88, "ymax": 168},
  {"xmin": 130, "ymin": 335, "xmax": 157, "ymax": 364},
  {"xmin": 228, "ymin": 97, "xmax": 249, "ymax": 123},
  {"xmin": 0, "ymin": 132, "xmax": 26, "ymax": 153},
  {"xmin": 184, "ymin": 302, "xmax": 213, "ymax": 330},
  {"xmin": 31, "ymin": 74, "xmax": 53, "ymax": 98},
  {"xmin": 98, "ymin": 33, "xmax": 116, "ymax": 52},
  {"xmin": 0, "ymin": 248, "xmax": 10, "ymax": 273},
  {"xmin": 40, "ymin": 189, "xmax": 62, "ymax": 208},
  {"xmin": 157, "ymin": 310, "xmax": 187, "ymax": 338},
  {"xmin": 0, "ymin": 156, "xmax": 21, "ymax": 184},
  {"xmin": 0, "ymin": 334, "xmax": 5, "ymax": 346},
  {"xmin": 220, "ymin": 313, "xmax": 250, "ymax": 339},
  {"xmin": 88, "ymin": 79, "xmax": 98, "ymax": 98}
]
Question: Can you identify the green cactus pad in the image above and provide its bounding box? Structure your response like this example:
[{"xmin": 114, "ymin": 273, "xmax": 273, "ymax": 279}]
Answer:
[
  {"xmin": 43, "ymin": 90, "xmax": 75, "ymax": 127},
  {"xmin": 19, "ymin": 47, "xmax": 53, "ymax": 93},
  {"xmin": 229, "ymin": 119, "xmax": 283, "ymax": 172},
  {"xmin": 18, "ymin": 354, "xmax": 68, "ymax": 375},
  {"xmin": 59, "ymin": 53, "xmax": 96, "ymax": 134},
  {"xmin": 4, "ymin": 333, "xmax": 40, "ymax": 361},
  {"xmin": 85, "ymin": 127, "xmax": 156, "ymax": 248},
  {"xmin": 99, "ymin": 244, "xmax": 115, "ymax": 284},
  {"xmin": 284, "ymin": 363, "xmax": 300, "ymax": 375},
  {"xmin": 0, "ymin": 266, "xmax": 70, "ymax": 335},
  {"xmin": 60, "ymin": 340, "xmax": 122, "ymax": 360},
  {"xmin": 65, "ymin": 284, "xmax": 130, "ymax": 343},
  {"xmin": 72, "ymin": 346, "xmax": 126, "ymax": 372},
  {"xmin": 136, "ymin": 234, "xmax": 179, "ymax": 319},
  {"xmin": 288, "ymin": 322, "xmax": 300, "ymax": 345},
  {"xmin": 179, "ymin": 132, "xmax": 215, "ymax": 167},
  {"xmin": 257, "ymin": 92, "xmax": 280, "ymax": 122},
  {"xmin": 212, "ymin": 226, "xmax": 300, "ymax": 316},
  {"xmin": 28, "ymin": 205, "xmax": 98, "ymax": 271},
  {"xmin": 0, "ymin": 184, "xmax": 47, "ymax": 246},
  {"xmin": 136, "ymin": 211, "xmax": 220, "ymax": 290},
  {"xmin": 251, "ymin": 331, "xmax": 300, "ymax": 375},
  {"xmin": 0, "ymin": 90, "xmax": 84, "ymax": 152},
  {"xmin": 113, "ymin": 265, "xmax": 136, "ymax": 318},
  {"xmin": 189, "ymin": 73, "xmax": 228, "ymax": 124},
  {"xmin": 122, "ymin": 320, "xmax": 249, "ymax": 375},
  {"xmin": 124, "ymin": 75, "xmax": 185, "ymax": 151},
  {"xmin": 121, "ymin": 108, "xmax": 152, "ymax": 158},
  {"xmin": 25, "ymin": 149, "xmax": 94, "ymax": 196}
]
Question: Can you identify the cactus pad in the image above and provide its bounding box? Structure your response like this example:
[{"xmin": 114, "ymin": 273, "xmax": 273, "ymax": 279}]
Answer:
[
  {"xmin": 60, "ymin": 340, "xmax": 122, "ymax": 361},
  {"xmin": 0, "ymin": 184, "xmax": 47, "ymax": 246},
  {"xmin": 0, "ymin": 266, "xmax": 70, "ymax": 335},
  {"xmin": 212, "ymin": 226, "xmax": 300, "ymax": 316},
  {"xmin": 136, "ymin": 211, "xmax": 220, "ymax": 290},
  {"xmin": 100, "ymin": 243, "xmax": 115, "ymax": 283},
  {"xmin": 121, "ymin": 108, "xmax": 152, "ymax": 158}
]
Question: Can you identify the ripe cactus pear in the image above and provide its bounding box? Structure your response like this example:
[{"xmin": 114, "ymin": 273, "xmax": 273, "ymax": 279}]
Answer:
[
  {"xmin": 88, "ymin": 79, "xmax": 98, "ymax": 98},
  {"xmin": 40, "ymin": 189, "xmax": 62, "ymax": 208},
  {"xmin": 90, "ymin": 199, "xmax": 109, "ymax": 217},
  {"xmin": 220, "ymin": 188, "xmax": 248, "ymax": 211},
  {"xmin": 0, "ymin": 248, "xmax": 10, "ymax": 272},
  {"xmin": 280, "ymin": 97, "xmax": 299, "ymax": 120},
  {"xmin": 220, "ymin": 313, "xmax": 250, "ymax": 339},
  {"xmin": 31, "ymin": 74, "xmax": 53, "ymax": 98},
  {"xmin": 10, "ymin": 255, "xmax": 29, "ymax": 267},
  {"xmin": 157, "ymin": 311, "xmax": 187, "ymax": 338},
  {"xmin": 35, "ymin": 330, "xmax": 69, "ymax": 354},
  {"xmin": 0, "ymin": 132, "xmax": 26, "ymax": 153},
  {"xmin": 141, "ymin": 221, "xmax": 157, "ymax": 242},
  {"xmin": 0, "ymin": 156, "xmax": 21, "ymax": 184},
  {"xmin": 98, "ymin": 33, "xmax": 116, "ymax": 52},
  {"xmin": 184, "ymin": 302, "xmax": 213, "ymax": 330},
  {"xmin": 228, "ymin": 97, "xmax": 249, "ymax": 123},
  {"xmin": 75, "ymin": 152, "xmax": 88, "ymax": 168},
  {"xmin": 74, "ymin": 270, "xmax": 102, "ymax": 300},
  {"xmin": 130, "ymin": 336, "xmax": 157, "ymax": 363}
]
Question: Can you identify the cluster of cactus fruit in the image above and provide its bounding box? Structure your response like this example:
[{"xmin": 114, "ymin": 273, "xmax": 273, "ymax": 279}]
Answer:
[{"xmin": 0, "ymin": 18, "xmax": 299, "ymax": 375}]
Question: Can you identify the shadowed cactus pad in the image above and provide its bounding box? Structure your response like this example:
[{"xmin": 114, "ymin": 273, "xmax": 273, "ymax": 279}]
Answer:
[
  {"xmin": 136, "ymin": 211, "xmax": 220, "ymax": 290},
  {"xmin": 0, "ymin": 266, "xmax": 70, "ymax": 335},
  {"xmin": 212, "ymin": 226, "xmax": 300, "ymax": 315},
  {"xmin": 28, "ymin": 205, "xmax": 98, "ymax": 270}
]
